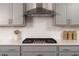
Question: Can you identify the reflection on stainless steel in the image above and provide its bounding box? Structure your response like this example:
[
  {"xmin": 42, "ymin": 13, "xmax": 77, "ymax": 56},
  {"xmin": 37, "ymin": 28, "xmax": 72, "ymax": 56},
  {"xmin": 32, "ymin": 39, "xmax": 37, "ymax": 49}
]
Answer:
[{"xmin": 25, "ymin": 3, "xmax": 56, "ymax": 16}]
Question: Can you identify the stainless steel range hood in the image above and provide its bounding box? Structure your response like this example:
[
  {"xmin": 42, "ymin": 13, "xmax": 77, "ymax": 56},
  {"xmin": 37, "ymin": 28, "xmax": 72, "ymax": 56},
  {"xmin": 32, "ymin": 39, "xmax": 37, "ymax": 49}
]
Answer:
[{"xmin": 24, "ymin": 3, "xmax": 55, "ymax": 16}]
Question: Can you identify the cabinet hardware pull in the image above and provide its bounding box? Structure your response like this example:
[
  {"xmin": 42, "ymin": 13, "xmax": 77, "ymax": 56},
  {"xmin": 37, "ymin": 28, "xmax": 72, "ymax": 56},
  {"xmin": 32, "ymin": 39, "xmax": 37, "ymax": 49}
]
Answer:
[
  {"xmin": 67, "ymin": 19, "xmax": 70, "ymax": 25},
  {"xmin": 9, "ymin": 19, "xmax": 12, "ymax": 24},
  {"xmin": 72, "ymin": 54, "xmax": 78, "ymax": 56},
  {"xmin": 37, "ymin": 54, "xmax": 43, "ymax": 56}
]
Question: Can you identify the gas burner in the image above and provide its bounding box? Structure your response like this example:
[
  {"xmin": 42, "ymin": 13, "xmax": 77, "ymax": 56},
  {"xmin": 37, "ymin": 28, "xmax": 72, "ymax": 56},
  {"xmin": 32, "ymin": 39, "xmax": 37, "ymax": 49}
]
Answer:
[{"xmin": 22, "ymin": 38, "xmax": 57, "ymax": 44}]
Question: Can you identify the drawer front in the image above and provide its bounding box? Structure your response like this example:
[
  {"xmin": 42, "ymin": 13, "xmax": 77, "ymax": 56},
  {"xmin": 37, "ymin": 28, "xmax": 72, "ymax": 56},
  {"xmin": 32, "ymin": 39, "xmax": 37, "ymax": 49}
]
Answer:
[
  {"xmin": 59, "ymin": 52, "xmax": 79, "ymax": 56},
  {"xmin": 0, "ymin": 53, "xmax": 20, "ymax": 56},
  {"xmin": 0, "ymin": 45, "xmax": 20, "ymax": 52},
  {"xmin": 22, "ymin": 45, "xmax": 57, "ymax": 52},
  {"xmin": 22, "ymin": 52, "xmax": 57, "ymax": 56},
  {"xmin": 59, "ymin": 46, "xmax": 79, "ymax": 52}
]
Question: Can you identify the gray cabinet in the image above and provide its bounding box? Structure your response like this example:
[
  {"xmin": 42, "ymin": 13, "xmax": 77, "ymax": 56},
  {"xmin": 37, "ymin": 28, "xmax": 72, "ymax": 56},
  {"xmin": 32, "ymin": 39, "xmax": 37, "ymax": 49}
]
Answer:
[
  {"xmin": 21, "ymin": 45, "xmax": 57, "ymax": 56},
  {"xmin": 12, "ymin": 3, "xmax": 24, "ymax": 26},
  {"xmin": 67, "ymin": 4, "xmax": 79, "ymax": 25},
  {"xmin": 0, "ymin": 3, "xmax": 24, "ymax": 27},
  {"xmin": 55, "ymin": 3, "xmax": 67, "ymax": 25},
  {"xmin": 59, "ymin": 46, "xmax": 79, "ymax": 52},
  {"xmin": 0, "ymin": 45, "xmax": 20, "ymax": 56},
  {"xmin": 0, "ymin": 45, "xmax": 79, "ymax": 56},
  {"xmin": 55, "ymin": 3, "xmax": 79, "ymax": 26},
  {"xmin": 0, "ymin": 4, "xmax": 11, "ymax": 25},
  {"xmin": 59, "ymin": 45, "xmax": 79, "ymax": 56}
]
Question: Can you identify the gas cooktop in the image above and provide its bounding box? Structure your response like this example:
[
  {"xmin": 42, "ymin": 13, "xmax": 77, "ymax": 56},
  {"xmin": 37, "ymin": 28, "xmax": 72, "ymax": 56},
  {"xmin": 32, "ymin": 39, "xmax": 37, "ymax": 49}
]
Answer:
[{"xmin": 22, "ymin": 38, "xmax": 57, "ymax": 44}]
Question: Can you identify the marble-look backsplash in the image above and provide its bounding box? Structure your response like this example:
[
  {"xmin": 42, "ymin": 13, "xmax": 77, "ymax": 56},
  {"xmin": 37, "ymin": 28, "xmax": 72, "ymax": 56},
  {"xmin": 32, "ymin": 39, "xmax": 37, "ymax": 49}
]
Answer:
[{"xmin": 0, "ymin": 16, "xmax": 79, "ymax": 44}]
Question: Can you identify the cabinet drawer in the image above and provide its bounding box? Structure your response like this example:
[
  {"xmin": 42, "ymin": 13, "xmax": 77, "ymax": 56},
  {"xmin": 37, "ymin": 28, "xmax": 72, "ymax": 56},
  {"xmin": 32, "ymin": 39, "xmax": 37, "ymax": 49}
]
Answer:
[
  {"xmin": 0, "ymin": 45, "xmax": 20, "ymax": 52},
  {"xmin": 59, "ymin": 52, "xmax": 79, "ymax": 56},
  {"xmin": 22, "ymin": 52, "xmax": 57, "ymax": 56},
  {"xmin": 22, "ymin": 45, "xmax": 57, "ymax": 52},
  {"xmin": 0, "ymin": 52, "xmax": 20, "ymax": 56},
  {"xmin": 59, "ymin": 46, "xmax": 79, "ymax": 52}
]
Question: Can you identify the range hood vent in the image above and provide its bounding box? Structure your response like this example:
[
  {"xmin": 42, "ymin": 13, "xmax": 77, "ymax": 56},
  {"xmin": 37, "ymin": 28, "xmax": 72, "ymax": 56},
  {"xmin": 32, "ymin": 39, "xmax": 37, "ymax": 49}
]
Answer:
[{"xmin": 25, "ymin": 3, "xmax": 56, "ymax": 16}]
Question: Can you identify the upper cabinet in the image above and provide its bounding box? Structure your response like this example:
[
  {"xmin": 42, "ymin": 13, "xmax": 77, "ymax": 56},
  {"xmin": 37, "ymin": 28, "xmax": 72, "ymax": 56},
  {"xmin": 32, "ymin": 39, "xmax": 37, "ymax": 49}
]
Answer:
[
  {"xmin": 0, "ymin": 4, "xmax": 11, "ymax": 25},
  {"xmin": 67, "ymin": 4, "xmax": 79, "ymax": 25},
  {"xmin": 55, "ymin": 4, "xmax": 67, "ymax": 25},
  {"xmin": 55, "ymin": 3, "xmax": 79, "ymax": 26},
  {"xmin": 0, "ymin": 3, "xmax": 25, "ymax": 27},
  {"xmin": 12, "ymin": 3, "xmax": 24, "ymax": 26}
]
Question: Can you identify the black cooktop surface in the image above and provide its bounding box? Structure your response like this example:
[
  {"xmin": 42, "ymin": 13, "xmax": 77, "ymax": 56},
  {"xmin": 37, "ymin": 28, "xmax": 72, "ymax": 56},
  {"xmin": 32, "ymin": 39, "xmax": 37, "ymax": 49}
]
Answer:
[{"xmin": 22, "ymin": 38, "xmax": 57, "ymax": 44}]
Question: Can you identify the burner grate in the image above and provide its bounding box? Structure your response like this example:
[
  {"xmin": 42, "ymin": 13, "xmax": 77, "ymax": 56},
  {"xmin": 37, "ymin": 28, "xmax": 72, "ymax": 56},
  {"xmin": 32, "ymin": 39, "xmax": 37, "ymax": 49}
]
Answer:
[{"xmin": 22, "ymin": 38, "xmax": 57, "ymax": 44}]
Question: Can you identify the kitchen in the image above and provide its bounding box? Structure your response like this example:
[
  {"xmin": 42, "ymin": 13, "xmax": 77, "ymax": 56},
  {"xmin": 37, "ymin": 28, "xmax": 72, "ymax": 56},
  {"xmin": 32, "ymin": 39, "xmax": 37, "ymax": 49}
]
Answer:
[{"xmin": 0, "ymin": 3, "xmax": 79, "ymax": 56}]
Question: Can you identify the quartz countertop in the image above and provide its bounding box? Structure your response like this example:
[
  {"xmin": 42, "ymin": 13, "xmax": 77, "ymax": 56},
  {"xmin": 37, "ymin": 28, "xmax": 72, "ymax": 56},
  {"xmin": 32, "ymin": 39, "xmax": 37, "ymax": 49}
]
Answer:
[
  {"xmin": 0, "ymin": 40, "xmax": 78, "ymax": 45},
  {"xmin": 21, "ymin": 40, "xmax": 79, "ymax": 45}
]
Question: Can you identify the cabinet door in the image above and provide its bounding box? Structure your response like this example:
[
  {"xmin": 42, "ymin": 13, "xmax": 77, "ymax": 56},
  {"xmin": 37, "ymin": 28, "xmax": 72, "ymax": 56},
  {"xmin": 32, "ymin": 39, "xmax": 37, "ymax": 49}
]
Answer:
[
  {"xmin": 0, "ymin": 45, "xmax": 20, "ymax": 52},
  {"xmin": 0, "ymin": 45, "xmax": 20, "ymax": 56},
  {"xmin": 59, "ymin": 46, "xmax": 79, "ymax": 52},
  {"xmin": 67, "ymin": 3, "xmax": 79, "ymax": 25},
  {"xmin": 0, "ymin": 4, "xmax": 10, "ymax": 25},
  {"xmin": 12, "ymin": 3, "xmax": 24, "ymax": 26},
  {"xmin": 55, "ymin": 3, "xmax": 67, "ymax": 25}
]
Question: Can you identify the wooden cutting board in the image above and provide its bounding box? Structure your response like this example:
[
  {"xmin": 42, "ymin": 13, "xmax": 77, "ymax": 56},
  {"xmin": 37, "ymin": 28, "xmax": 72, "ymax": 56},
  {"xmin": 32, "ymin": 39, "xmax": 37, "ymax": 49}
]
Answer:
[
  {"xmin": 63, "ymin": 31, "xmax": 68, "ymax": 40},
  {"xmin": 63, "ymin": 31, "xmax": 77, "ymax": 40}
]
